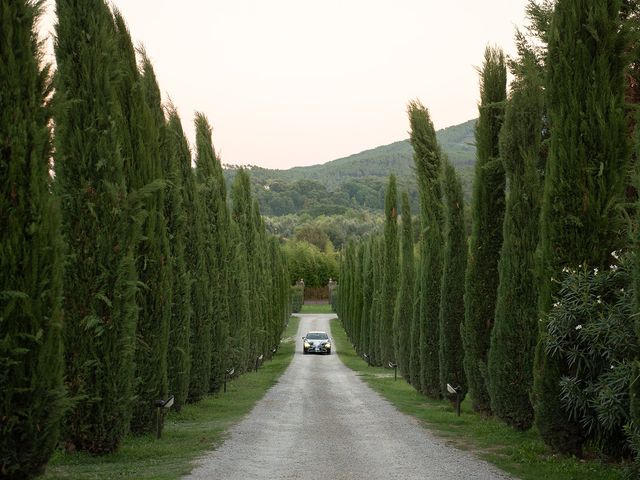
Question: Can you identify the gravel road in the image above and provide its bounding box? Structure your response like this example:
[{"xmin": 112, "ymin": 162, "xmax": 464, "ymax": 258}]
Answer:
[{"xmin": 184, "ymin": 314, "xmax": 514, "ymax": 480}]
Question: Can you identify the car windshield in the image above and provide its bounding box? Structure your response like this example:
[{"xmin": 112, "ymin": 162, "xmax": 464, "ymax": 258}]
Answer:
[{"xmin": 306, "ymin": 332, "xmax": 328, "ymax": 340}]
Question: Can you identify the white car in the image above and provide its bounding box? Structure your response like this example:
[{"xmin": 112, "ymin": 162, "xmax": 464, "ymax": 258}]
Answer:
[{"xmin": 302, "ymin": 331, "xmax": 331, "ymax": 355}]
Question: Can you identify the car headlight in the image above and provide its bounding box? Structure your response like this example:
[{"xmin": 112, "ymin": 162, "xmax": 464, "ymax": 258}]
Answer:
[
  {"xmin": 324, "ymin": 342, "xmax": 331, "ymax": 348},
  {"xmin": 304, "ymin": 341, "xmax": 310, "ymax": 348}
]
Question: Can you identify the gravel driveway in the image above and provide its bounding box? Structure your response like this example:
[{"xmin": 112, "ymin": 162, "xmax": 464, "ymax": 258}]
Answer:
[{"xmin": 184, "ymin": 313, "xmax": 514, "ymax": 480}]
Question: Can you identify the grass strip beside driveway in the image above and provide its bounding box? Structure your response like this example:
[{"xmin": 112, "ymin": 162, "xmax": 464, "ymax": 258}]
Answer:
[
  {"xmin": 43, "ymin": 316, "xmax": 300, "ymax": 480},
  {"xmin": 330, "ymin": 318, "xmax": 627, "ymax": 480}
]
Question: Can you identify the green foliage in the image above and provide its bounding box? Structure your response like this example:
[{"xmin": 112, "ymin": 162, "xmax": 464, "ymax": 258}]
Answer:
[
  {"xmin": 408, "ymin": 255, "xmax": 422, "ymax": 389},
  {"xmin": 359, "ymin": 239, "xmax": 374, "ymax": 359},
  {"xmin": 265, "ymin": 211, "xmax": 383, "ymax": 250},
  {"xmin": 488, "ymin": 56, "xmax": 545, "ymax": 430},
  {"xmin": 129, "ymin": 55, "xmax": 173, "ymax": 435},
  {"xmin": 632, "ymin": 106, "xmax": 640, "ymax": 469},
  {"xmin": 294, "ymin": 223, "xmax": 332, "ymax": 251},
  {"xmin": 462, "ymin": 46, "xmax": 507, "ymax": 414},
  {"xmin": 438, "ymin": 162, "xmax": 468, "ymax": 401},
  {"xmin": 289, "ymin": 283, "xmax": 303, "ymax": 315},
  {"xmin": 54, "ymin": 0, "xmax": 139, "ymax": 454},
  {"xmin": 369, "ymin": 237, "xmax": 383, "ymax": 365},
  {"xmin": 0, "ymin": 0, "xmax": 65, "ymax": 475},
  {"xmin": 194, "ymin": 113, "xmax": 230, "ymax": 393},
  {"xmin": 408, "ymin": 99, "xmax": 444, "ymax": 398},
  {"xmin": 223, "ymin": 119, "xmax": 477, "ymax": 218},
  {"xmin": 282, "ymin": 240, "xmax": 338, "ymax": 288},
  {"xmin": 164, "ymin": 107, "xmax": 192, "ymax": 412},
  {"xmin": 226, "ymin": 219, "xmax": 252, "ymax": 371},
  {"xmin": 544, "ymin": 261, "xmax": 638, "ymax": 458},
  {"xmin": 112, "ymin": 16, "xmax": 173, "ymax": 431},
  {"xmin": 380, "ymin": 175, "xmax": 399, "ymax": 366},
  {"xmin": 534, "ymin": 0, "xmax": 630, "ymax": 455},
  {"xmin": 394, "ymin": 193, "xmax": 415, "ymax": 377}
]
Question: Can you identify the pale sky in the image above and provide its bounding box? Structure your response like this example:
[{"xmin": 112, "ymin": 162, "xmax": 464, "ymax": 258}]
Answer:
[{"xmin": 40, "ymin": 1, "xmax": 531, "ymax": 170}]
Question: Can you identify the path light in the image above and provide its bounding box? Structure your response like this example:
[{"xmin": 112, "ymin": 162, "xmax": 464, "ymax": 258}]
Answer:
[
  {"xmin": 388, "ymin": 362, "xmax": 398, "ymax": 381},
  {"xmin": 363, "ymin": 353, "xmax": 371, "ymax": 367},
  {"xmin": 154, "ymin": 395, "xmax": 175, "ymax": 439},
  {"xmin": 447, "ymin": 383, "xmax": 462, "ymax": 417},
  {"xmin": 224, "ymin": 367, "xmax": 235, "ymax": 393},
  {"xmin": 255, "ymin": 354, "xmax": 264, "ymax": 372}
]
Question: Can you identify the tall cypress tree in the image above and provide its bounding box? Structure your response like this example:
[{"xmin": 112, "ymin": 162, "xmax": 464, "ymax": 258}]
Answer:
[
  {"xmin": 1, "ymin": 1, "xmax": 65, "ymax": 475},
  {"xmin": 534, "ymin": 0, "xmax": 629, "ymax": 455},
  {"xmin": 354, "ymin": 243, "xmax": 365, "ymax": 353},
  {"xmin": 164, "ymin": 107, "xmax": 192, "ymax": 411},
  {"xmin": 408, "ymin": 100, "xmax": 444, "ymax": 398},
  {"xmin": 380, "ymin": 175, "xmax": 399, "ymax": 366},
  {"xmin": 252, "ymin": 201, "xmax": 268, "ymax": 359},
  {"xmin": 393, "ymin": 192, "xmax": 415, "ymax": 376},
  {"xmin": 54, "ymin": 0, "xmax": 138, "ymax": 453},
  {"xmin": 408, "ymin": 252, "xmax": 422, "ymax": 388},
  {"xmin": 488, "ymin": 56, "xmax": 545, "ymax": 430},
  {"xmin": 187, "ymin": 119, "xmax": 213, "ymax": 401},
  {"xmin": 369, "ymin": 237, "xmax": 383, "ymax": 366},
  {"xmin": 438, "ymin": 162, "xmax": 468, "ymax": 400},
  {"xmin": 231, "ymin": 169, "xmax": 258, "ymax": 367},
  {"xmin": 227, "ymin": 217, "xmax": 251, "ymax": 373},
  {"xmin": 462, "ymin": 46, "xmax": 507, "ymax": 414},
  {"xmin": 128, "ymin": 55, "xmax": 173, "ymax": 434},
  {"xmin": 360, "ymin": 240, "xmax": 373, "ymax": 358},
  {"xmin": 194, "ymin": 112, "xmax": 229, "ymax": 392}
]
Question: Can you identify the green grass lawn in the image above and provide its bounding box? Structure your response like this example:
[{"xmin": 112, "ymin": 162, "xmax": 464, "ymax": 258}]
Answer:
[
  {"xmin": 299, "ymin": 303, "xmax": 334, "ymax": 314},
  {"xmin": 43, "ymin": 317, "xmax": 300, "ymax": 480},
  {"xmin": 330, "ymin": 318, "xmax": 630, "ymax": 480}
]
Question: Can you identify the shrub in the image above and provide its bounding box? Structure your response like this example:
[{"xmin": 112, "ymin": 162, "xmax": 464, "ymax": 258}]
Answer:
[
  {"xmin": 291, "ymin": 285, "xmax": 304, "ymax": 313},
  {"xmin": 544, "ymin": 257, "xmax": 639, "ymax": 457}
]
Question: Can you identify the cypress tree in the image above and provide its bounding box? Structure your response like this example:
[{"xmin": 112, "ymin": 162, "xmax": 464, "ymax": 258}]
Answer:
[
  {"xmin": 231, "ymin": 169, "xmax": 258, "ymax": 365},
  {"xmin": 360, "ymin": 240, "xmax": 373, "ymax": 358},
  {"xmin": 358, "ymin": 243, "xmax": 368, "ymax": 354},
  {"xmin": 351, "ymin": 242, "xmax": 363, "ymax": 353},
  {"xmin": 393, "ymin": 192, "xmax": 415, "ymax": 376},
  {"xmin": 54, "ymin": 0, "xmax": 138, "ymax": 453},
  {"xmin": 227, "ymin": 217, "xmax": 251, "ymax": 372},
  {"xmin": 438, "ymin": 162, "xmax": 468, "ymax": 400},
  {"xmin": 408, "ymin": 100, "xmax": 444, "ymax": 398},
  {"xmin": 534, "ymin": 0, "xmax": 629, "ymax": 455},
  {"xmin": 488, "ymin": 56, "xmax": 544, "ymax": 430},
  {"xmin": 194, "ymin": 112, "xmax": 230, "ymax": 392},
  {"xmin": 462, "ymin": 46, "xmax": 507, "ymax": 414},
  {"xmin": 187, "ymin": 122, "xmax": 212, "ymax": 401},
  {"xmin": 164, "ymin": 107, "xmax": 192, "ymax": 411},
  {"xmin": 369, "ymin": 237, "xmax": 383, "ymax": 366},
  {"xmin": 252, "ymin": 201, "xmax": 268, "ymax": 359},
  {"xmin": 128, "ymin": 55, "xmax": 173, "ymax": 434},
  {"xmin": 408, "ymin": 254, "xmax": 422, "ymax": 389},
  {"xmin": 341, "ymin": 242, "xmax": 355, "ymax": 341},
  {"xmin": 0, "ymin": 1, "xmax": 65, "ymax": 475},
  {"xmin": 267, "ymin": 237, "xmax": 288, "ymax": 350},
  {"xmin": 380, "ymin": 175, "xmax": 399, "ymax": 366}
]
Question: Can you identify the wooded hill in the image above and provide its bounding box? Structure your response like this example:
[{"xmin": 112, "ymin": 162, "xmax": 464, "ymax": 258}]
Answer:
[{"xmin": 224, "ymin": 119, "xmax": 475, "ymax": 218}]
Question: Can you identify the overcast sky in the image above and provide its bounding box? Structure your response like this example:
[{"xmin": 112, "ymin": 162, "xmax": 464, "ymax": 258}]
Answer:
[{"xmin": 40, "ymin": 0, "xmax": 531, "ymax": 170}]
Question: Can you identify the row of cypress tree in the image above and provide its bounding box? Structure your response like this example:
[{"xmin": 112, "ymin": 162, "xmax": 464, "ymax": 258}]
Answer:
[
  {"xmin": 1, "ymin": 1, "xmax": 291, "ymax": 477},
  {"xmin": 338, "ymin": 0, "xmax": 640, "ymax": 461},
  {"xmin": 337, "ymin": 102, "xmax": 467, "ymax": 403}
]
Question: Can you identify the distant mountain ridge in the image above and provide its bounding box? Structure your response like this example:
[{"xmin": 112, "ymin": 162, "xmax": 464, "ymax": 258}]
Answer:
[{"xmin": 223, "ymin": 119, "xmax": 476, "ymax": 217}]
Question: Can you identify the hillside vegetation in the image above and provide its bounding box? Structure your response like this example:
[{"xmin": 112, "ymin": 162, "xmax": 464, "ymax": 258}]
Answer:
[{"xmin": 224, "ymin": 119, "xmax": 475, "ymax": 219}]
